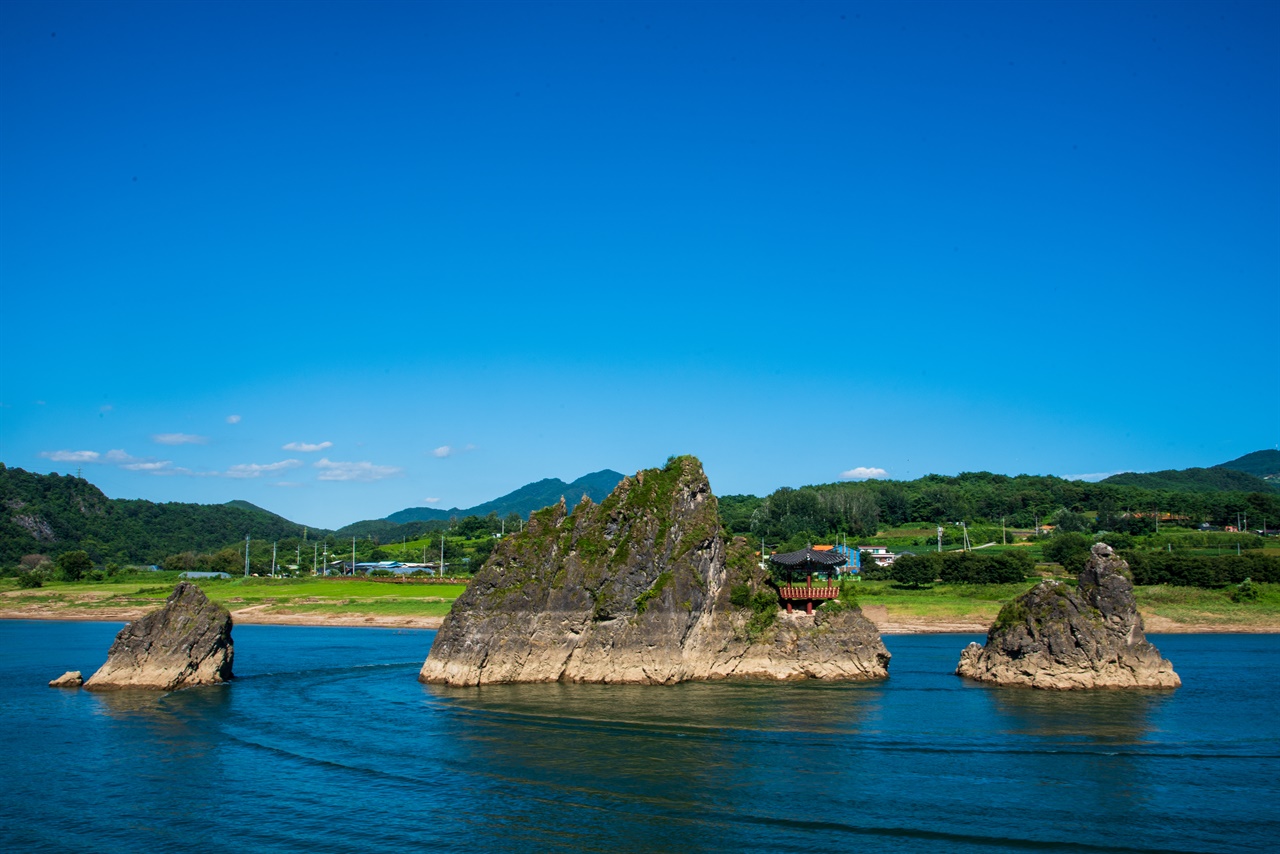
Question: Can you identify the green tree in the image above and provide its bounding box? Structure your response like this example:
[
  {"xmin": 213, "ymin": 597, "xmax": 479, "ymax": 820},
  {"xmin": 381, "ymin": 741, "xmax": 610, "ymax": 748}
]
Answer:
[
  {"xmin": 56, "ymin": 550, "xmax": 93, "ymax": 582},
  {"xmin": 891, "ymin": 553, "xmax": 939, "ymax": 588},
  {"xmin": 1041, "ymin": 532, "xmax": 1092, "ymax": 573}
]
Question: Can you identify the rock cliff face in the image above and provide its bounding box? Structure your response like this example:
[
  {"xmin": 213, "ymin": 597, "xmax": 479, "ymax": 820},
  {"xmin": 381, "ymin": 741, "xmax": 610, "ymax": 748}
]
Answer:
[
  {"xmin": 85, "ymin": 582, "xmax": 234, "ymax": 691},
  {"xmin": 956, "ymin": 543, "xmax": 1179, "ymax": 689},
  {"xmin": 420, "ymin": 457, "xmax": 889, "ymax": 686}
]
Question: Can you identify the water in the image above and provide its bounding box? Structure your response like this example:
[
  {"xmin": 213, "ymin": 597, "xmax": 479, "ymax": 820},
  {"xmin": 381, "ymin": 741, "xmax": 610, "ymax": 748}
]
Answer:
[{"xmin": 2, "ymin": 623, "xmax": 1277, "ymax": 853}]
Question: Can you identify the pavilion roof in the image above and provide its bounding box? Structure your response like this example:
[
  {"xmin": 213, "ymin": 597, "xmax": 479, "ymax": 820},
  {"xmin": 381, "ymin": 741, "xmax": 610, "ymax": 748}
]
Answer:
[{"xmin": 768, "ymin": 546, "xmax": 848, "ymax": 569}]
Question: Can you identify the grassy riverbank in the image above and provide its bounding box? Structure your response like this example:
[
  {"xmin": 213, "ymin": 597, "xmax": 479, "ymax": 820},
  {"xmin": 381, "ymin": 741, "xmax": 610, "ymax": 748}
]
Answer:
[
  {"xmin": 0, "ymin": 575, "xmax": 466, "ymax": 624},
  {"xmin": 2, "ymin": 574, "xmax": 1278, "ymax": 632}
]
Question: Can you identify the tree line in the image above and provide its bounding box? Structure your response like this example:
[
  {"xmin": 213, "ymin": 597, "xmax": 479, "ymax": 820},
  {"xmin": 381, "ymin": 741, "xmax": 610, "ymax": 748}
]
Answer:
[{"xmin": 720, "ymin": 472, "xmax": 1280, "ymax": 546}]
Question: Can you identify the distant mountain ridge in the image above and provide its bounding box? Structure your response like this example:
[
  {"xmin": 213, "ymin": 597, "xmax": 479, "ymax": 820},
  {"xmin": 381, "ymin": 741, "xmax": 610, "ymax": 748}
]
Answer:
[
  {"xmin": 384, "ymin": 469, "xmax": 627, "ymax": 524},
  {"xmin": 1217, "ymin": 449, "xmax": 1280, "ymax": 482},
  {"xmin": 1101, "ymin": 450, "xmax": 1280, "ymax": 493},
  {"xmin": 0, "ymin": 464, "xmax": 326, "ymax": 565}
]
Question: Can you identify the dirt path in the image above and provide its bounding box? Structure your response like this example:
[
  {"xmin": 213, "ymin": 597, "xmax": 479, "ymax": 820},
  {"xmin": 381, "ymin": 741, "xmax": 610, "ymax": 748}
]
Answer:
[{"xmin": 1, "ymin": 591, "xmax": 1274, "ymax": 634}]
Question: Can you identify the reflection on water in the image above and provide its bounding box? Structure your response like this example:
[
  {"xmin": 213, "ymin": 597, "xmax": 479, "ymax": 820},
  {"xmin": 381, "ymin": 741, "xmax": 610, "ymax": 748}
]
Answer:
[
  {"xmin": 4, "ymin": 623, "xmax": 1278, "ymax": 854},
  {"xmin": 428, "ymin": 679, "xmax": 882, "ymax": 735},
  {"xmin": 986, "ymin": 685, "xmax": 1170, "ymax": 745},
  {"xmin": 982, "ymin": 683, "xmax": 1176, "ymax": 812}
]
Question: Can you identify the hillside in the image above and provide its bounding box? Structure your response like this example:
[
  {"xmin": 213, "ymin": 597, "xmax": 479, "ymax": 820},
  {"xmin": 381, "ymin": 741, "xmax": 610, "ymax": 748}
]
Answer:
[
  {"xmin": 1102, "ymin": 463, "xmax": 1278, "ymax": 494},
  {"xmin": 0, "ymin": 465, "xmax": 326, "ymax": 565},
  {"xmin": 1217, "ymin": 449, "xmax": 1280, "ymax": 482},
  {"xmin": 381, "ymin": 469, "xmax": 626, "ymax": 525}
]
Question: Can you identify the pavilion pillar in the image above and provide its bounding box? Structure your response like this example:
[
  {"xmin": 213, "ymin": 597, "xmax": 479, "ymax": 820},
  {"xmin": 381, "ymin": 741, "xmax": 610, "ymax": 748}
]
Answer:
[{"xmin": 806, "ymin": 600, "xmax": 813, "ymax": 615}]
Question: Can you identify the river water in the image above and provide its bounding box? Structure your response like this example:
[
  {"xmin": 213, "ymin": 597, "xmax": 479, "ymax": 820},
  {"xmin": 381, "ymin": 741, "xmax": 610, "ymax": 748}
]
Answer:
[{"xmin": 1, "ymin": 622, "xmax": 1276, "ymax": 853}]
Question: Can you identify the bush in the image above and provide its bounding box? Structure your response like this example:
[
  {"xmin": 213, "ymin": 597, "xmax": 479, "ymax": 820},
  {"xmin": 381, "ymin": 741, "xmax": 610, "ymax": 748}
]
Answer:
[
  {"xmin": 1231, "ymin": 578, "xmax": 1260, "ymax": 603},
  {"xmin": 1126, "ymin": 551, "xmax": 1280, "ymax": 587},
  {"xmin": 938, "ymin": 551, "xmax": 1032, "ymax": 584},
  {"xmin": 16, "ymin": 570, "xmax": 43, "ymax": 589},
  {"xmin": 744, "ymin": 586, "xmax": 779, "ymax": 641},
  {"xmin": 1041, "ymin": 533, "xmax": 1093, "ymax": 573}
]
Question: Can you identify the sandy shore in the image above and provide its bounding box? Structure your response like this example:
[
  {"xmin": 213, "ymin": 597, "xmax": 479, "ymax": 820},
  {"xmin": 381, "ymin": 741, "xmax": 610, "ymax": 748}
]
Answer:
[
  {"xmin": 2, "ymin": 602, "xmax": 1276, "ymax": 634},
  {"xmin": 0, "ymin": 603, "xmax": 446, "ymax": 630}
]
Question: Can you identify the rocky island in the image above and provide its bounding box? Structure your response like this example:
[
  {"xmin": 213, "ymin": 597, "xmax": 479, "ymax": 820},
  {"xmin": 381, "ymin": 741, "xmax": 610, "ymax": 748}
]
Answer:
[
  {"xmin": 420, "ymin": 456, "xmax": 889, "ymax": 686},
  {"xmin": 956, "ymin": 543, "xmax": 1180, "ymax": 689},
  {"xmin": 84, "ymin": 581, "xmax": 234, "ymax": 691}
]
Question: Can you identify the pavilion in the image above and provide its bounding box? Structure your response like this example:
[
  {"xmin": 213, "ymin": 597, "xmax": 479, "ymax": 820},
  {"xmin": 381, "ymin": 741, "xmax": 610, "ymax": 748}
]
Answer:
[{"xmin": 768, "ymin": 546, "xmax": 846, "ymax": 614}]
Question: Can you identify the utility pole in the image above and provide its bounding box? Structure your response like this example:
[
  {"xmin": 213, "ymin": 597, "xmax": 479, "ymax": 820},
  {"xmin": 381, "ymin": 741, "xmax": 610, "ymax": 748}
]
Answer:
[
  {"xmin": 1002, "ymin": 517, "xmax": 1007, "ymax": 546},
  {"xmin": 351, "ymin": 536, "xmax": 356, "ymax": 576},
  {"xmin": 271, "ymin": 541, "xmax": 277, "ymax": 577},
  {"xmin": 244, "ymin": 534, "xmax": 250, "ymax": 577},
  {"xmin": 936, "ymin": 526, "xmax": 943, "ymax": 553},
  {"xmin": 313, "ymin": 543, "xmax": 318, "ymax": 575}
]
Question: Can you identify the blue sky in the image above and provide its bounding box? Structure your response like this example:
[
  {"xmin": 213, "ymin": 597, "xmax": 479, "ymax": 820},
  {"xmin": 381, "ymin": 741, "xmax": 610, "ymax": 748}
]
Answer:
[{"xmin": 2, "ymin": 0, "xmax": 1277, "ymax": 530}]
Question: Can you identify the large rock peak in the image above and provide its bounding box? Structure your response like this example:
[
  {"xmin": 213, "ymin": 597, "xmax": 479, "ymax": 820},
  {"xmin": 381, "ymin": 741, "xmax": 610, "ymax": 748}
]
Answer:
[
  {"xmin": 85, "ymin": 581, "xmax": 234, "ymax": 691},
  {"xmin": 420, "ymin": 456, "xmax": 888, "ymax": 685},
  {"xmin": 956, "ymin": 542, "xmax": 1179, "ymax": 689}
]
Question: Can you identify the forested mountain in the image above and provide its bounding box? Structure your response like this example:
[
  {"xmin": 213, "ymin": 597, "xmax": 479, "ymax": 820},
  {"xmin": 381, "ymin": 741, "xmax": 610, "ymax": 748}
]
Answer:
[
  {"xmin": 1101, "ymin": 467, "xmax": 1277, "ymax": 494},
  {"xmin": 1217, "ymin": 449, "xmax": 1280, "ymax": 482},
  {"xmin": 0, "ymin": 465, "xmax": 325, "ymax": 566},
  {"xmin": 722, "ymin": 463, "xmax": 1280, "ymax": 545},
  {"xmin": 379, "ymin": 470, "xmax": 626, "ymax": 525}
]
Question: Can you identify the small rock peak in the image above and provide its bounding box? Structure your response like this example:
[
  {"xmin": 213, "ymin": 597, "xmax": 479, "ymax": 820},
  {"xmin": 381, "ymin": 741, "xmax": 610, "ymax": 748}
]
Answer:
[
  {"xmin": 576, "ymin": 493, "xmax": 594, "ymax": 509},
  {"xmin": 85, "ymin": 582, "xmax": 234, "ymax": 692},
  {"xmin": 957, "ymin": 541, "xmax": 1178, "ymax": 690},
  {"xmin": 49, "ymin": 670, "xmax": 83, "ymax": 688}
]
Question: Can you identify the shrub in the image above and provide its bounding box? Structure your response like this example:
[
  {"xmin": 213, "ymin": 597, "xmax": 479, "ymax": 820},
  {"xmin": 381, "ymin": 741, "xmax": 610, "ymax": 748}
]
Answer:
[
  {"xmin": 938, "ymin": 551, "xmax": 1032, "ymax": 584},
  {"xmin": 1127, "ymin": 552, "xmax": 1280, "ymax": 587},
  {"xmin": 1041, "ymin": 533, "xmax": 1092, "ymax": 573},
  {"xmin": 16, "ymin": 570, "xmax": 43, "ymax": 589},
  {"xmin": 1231, "ymin": 578, "xmax": 1260, "ymax": 603}
]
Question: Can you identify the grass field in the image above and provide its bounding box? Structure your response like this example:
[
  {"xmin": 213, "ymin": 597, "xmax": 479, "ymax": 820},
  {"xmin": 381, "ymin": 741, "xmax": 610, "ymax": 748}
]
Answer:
[
  {"xmin": 3, "ymin": 575, "xmax": 1278, "ymax": 629},
  {"xmin": 0, "ymin": 576, "xmax": 469, "ymax": 621}
]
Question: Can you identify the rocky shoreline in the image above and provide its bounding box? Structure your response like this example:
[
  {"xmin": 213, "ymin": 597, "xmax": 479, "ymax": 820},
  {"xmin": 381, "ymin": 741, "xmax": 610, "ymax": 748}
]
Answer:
[{"xmin": 2, "ymin": 604, "xmax": 1277, "ymax": 634}]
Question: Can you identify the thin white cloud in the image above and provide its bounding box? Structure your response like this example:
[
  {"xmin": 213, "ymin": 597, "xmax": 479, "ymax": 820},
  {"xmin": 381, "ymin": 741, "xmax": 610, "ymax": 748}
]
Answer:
[
  {"xmin": 99, "ymin": 405, "xmax": 113, "ymax": 414},
  {"xmin": 314, "ymin": 458, "xmax": 403, "ymax": 482},
  {"xmin": 121, "ymin": 460, "xmax": 175, "ymax": 472},
  {"xmin": 270, "ymin": 481, "xmax": 304, "ymax": 488},
  {"xmin": 226, "ymin": 459, "xmax": 304, "ymax": 479},
  {"xmin": 226, "ymin": 414, "xmax": 242, "ymax": 424},
  {"xmin": 432, "ymin": 443, "xmax": 476, "ymax": 458},
  {"xmin": 1063, "ymin": 471, "xmax": 1125, "ymax": 482},
  {"xmin": 41, "ymin": 450, "xmax": 101, "ymax": 463},
  {"xmin": 424, "ymin": 497, "xmax": 441, "ymax": 504},
  {"xmin": 153, "ymin": 433, "xmax": 208, "ymax": 446},
  {"xmin": 283, "ymin": 441, "xmax": 333, "ymax": 452},
  {"xmin": 840, "ymin": 466, "xmax": 889, "ymax": 481}
]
